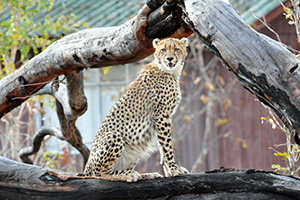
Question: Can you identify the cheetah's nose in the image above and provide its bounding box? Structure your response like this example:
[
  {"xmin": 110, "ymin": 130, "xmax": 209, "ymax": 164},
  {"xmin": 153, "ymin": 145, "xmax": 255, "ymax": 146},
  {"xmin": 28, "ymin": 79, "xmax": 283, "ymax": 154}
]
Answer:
[{"xmin": 167, "ymin": 57, "xmax": 174, "ymax": 61}]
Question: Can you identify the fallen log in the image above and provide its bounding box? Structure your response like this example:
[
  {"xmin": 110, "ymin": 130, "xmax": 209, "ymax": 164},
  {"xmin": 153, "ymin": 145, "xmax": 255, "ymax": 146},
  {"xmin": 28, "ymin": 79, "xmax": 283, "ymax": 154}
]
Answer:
[{"xmin": 0, "ymin": 156, "xmax": 299, "ymax": 199}]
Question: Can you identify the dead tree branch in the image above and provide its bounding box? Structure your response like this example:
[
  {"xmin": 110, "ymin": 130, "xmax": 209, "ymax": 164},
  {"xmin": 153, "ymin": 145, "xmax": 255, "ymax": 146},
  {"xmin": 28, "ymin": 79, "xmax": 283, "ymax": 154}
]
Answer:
[
  {"xmin": 19, "ymin": 71, "xmax": 90, "ymax": 165},
  {"xmin": 1, "ymin": 156, "xmax": 300, "ymax": 199},
  {"xmin": 0, "ymin": 0, "xmax": 192, "ymax": 117},
  {"xmin": 19, "ymin": 127, "xmax": 64, "ymax": 164},
  {"xmin": 181, "ymin": 0, "xmax": 300, "ymax": 144}
]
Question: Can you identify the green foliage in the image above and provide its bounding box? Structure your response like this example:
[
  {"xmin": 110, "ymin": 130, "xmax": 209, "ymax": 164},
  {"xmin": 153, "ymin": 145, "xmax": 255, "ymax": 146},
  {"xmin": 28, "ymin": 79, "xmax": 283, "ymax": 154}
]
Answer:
[
  {"xmin": 0, "ymin": 0, "xmax": 88, "ymax": 77},
  {"xmin": 262, "ymin": 108, "xmax": 300, "ymax": 176},
  {"xmin": 102, "ymin": 66, "xmax": 111, "ymax": 75},
  {"xmin": 271, "ymin": 164, "xmax": 290, "ymax": 173},
  {"xmin": 40, "ymin": 151, "xmax": 62, "ymax": 169},
  {"xmin": 271, "ymin": 144, "xmax": 300, "ymax": 175},
  {"xmin": 0, "ymin": 0, "xmax": 87, "ymax": 169}
]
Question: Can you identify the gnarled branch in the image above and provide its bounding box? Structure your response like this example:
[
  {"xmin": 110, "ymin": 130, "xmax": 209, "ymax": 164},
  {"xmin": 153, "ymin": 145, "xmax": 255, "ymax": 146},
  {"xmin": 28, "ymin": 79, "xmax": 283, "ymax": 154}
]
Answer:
[
  {"xmin": 19, "ymin": 71, "xmax": 90, "ymax": 166},
  {"xmin": 0, "ymin": 0, "xmax": 192, "ymax": 117},
  {"xmin": 19, "ymin": 127, "xmax": 64, "ymax": 164}
]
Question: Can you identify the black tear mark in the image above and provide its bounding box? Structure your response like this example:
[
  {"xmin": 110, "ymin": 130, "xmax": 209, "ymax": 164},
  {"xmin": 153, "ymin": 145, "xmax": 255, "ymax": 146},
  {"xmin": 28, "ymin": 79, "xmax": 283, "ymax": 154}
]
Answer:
[
  {"xmin": 245, "ymin": 169, "xmax": 255, "ymax": 174},
  {"xmin": 72, "ymin": 53, "xmax": 80, "ymax": 63},
  {"xmin": 294, "ymin": 132, "xmax": 300, "ymax": 145},
  {"xmin": 289, "ymin": 65, "xmax": 298, "ymax": 74},
  {"xmin": 206, "ymin": 34, "xmax": 212, "ymax": 42},
  {"xmin": 18, "ymin": 76, "xmax": 29, "ymax": 95}
]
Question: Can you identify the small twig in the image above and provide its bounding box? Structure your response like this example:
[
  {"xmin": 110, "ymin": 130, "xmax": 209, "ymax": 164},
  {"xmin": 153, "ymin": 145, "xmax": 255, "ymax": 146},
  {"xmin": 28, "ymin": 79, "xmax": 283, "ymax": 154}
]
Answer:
[
  {"xmin": 250, "ymin": 12, "xmax": 281, "ymax": 43},
  {"xmin": 11, "ymin": 76, "xmax": 66, "ymax": 100},
  {"xmin": 250, "ymin": 10, "xmax": 299, "ymax": 54}
]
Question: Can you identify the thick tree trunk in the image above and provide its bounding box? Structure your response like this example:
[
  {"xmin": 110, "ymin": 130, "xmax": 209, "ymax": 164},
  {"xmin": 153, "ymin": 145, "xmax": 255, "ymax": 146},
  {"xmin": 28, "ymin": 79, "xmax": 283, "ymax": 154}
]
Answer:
[
  {"xmin": 181, "ymin": 0, "xmax": 300, "ymax": 143},
  {"xmin": 0, "ymin": 156, "xmax": 299, "ymax": 199}
]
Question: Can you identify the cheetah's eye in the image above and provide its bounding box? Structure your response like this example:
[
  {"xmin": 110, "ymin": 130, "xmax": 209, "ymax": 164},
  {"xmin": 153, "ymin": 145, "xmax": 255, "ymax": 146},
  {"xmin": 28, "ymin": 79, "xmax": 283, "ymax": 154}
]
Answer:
[
  {"xmin": 174, "ymin": 48, "xmax": 180, "ymax": 52},
  {"xmin": 161, "ymin": 49, "xmax": 166, "ymax": 53}
]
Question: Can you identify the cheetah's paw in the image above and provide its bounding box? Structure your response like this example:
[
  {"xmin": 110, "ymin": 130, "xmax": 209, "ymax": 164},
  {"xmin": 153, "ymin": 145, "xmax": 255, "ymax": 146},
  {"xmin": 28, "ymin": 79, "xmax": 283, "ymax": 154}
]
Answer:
[
  {"xmin": 104, "ymin": 170, "xmax": 142, "ymax": 182},
  {"xmin": 125, "ymin": 170, "xmax": 142, "ymax": 182},
  {"xmin": 140, "ymin": 172, "xmax": 163, "ymax": 180},
  {"xmin": 164, "ymin": 165, "xmax": 189, "ymax": 177}
]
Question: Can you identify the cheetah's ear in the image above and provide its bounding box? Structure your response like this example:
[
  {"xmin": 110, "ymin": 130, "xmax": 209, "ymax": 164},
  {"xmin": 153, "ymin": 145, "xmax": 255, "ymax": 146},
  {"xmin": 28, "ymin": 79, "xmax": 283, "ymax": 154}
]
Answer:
[
  {"xmin": 180, "ymin": 38, "xmax": 188, "ymax": 47},
  {"xmin": 153, "ymin": 38, "xmax": 161, "ymax": 48}
]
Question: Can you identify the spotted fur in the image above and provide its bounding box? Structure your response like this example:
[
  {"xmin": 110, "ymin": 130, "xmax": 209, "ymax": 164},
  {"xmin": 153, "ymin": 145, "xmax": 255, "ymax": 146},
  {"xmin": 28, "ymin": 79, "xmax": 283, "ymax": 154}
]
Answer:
[{"xmin": 83, "ymin": 38, "xmax": 189, "ymax": 182}]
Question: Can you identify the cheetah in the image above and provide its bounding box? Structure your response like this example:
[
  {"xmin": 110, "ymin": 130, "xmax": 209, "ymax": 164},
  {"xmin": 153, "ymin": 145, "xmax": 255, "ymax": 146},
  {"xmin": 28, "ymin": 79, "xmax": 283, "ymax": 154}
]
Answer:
[{"xmin": 83, "ymin": 37, "xmax": 189, "ymax": 182}]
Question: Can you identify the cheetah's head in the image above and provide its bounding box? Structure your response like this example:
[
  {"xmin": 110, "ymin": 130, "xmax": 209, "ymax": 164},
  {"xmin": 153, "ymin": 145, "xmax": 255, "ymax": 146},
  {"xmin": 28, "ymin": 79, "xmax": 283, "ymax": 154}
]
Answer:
[{"xmin": 153, "ymin": 38, "xmax": 188, "ymax": 77}]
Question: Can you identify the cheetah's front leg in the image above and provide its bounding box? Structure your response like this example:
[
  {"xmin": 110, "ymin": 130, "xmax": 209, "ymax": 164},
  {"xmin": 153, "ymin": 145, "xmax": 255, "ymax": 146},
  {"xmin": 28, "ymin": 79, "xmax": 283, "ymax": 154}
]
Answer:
[{"xmin": 156, "ymin": 120, "xmax": 189, "ymax": 177}]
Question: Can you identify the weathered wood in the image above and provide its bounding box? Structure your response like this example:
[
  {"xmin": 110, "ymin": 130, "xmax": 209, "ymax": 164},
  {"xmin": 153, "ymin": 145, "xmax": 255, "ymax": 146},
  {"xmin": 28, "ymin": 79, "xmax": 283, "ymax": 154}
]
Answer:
[
  {"xmin": 0, "ymin": 0, "xmax": 192, "ymax": 117},
  {"xmin": 19, "ymin": 72, "xmax": 90, "ymax": 165},
  {"xmin": 0, "ymin": 157, "xmax": 299, "ymax": 199},
  {"xmin": 19, "ymin": 127, "xmax": 64, "ymax": 164},
  {"xmin": 145, "ymin": 0, "xmax": 183, "ymax": 38},
  {"xmin": 2, "ymin": 0, "xmax": 300, "ymax": 198},
  {"xmin": 181, "ymin": 0, "xmax": 300, "ymax": 143},
  {"xmin": 6, "ymin": 0, "xmax": 191, "ymax": 171}
]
